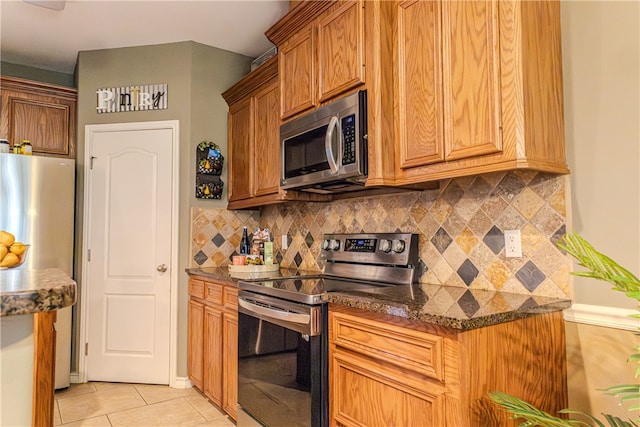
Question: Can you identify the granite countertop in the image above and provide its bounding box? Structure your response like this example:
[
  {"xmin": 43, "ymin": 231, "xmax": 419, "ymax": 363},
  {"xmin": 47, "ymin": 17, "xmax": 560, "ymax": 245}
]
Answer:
[
  {"xmin": 187, "ymin": 266, "xmax": 571, "ymax": 330},
  {"xmin": 326, "ymin": 283, "xmax": 572, "ymax": 330},
  {"xmin": 0, "ymin": 268, "xmax": 77, "ymax": 317},
  {"xmin": 185, "ymin": 266, "xmax": 318, "ymax": 286}
]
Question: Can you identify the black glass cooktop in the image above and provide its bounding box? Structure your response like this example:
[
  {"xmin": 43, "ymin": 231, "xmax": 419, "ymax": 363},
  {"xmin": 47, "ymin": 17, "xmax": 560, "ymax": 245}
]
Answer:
[{"xmin": 238, "ymin": 276, "xmax": 392, "ymax": 305}]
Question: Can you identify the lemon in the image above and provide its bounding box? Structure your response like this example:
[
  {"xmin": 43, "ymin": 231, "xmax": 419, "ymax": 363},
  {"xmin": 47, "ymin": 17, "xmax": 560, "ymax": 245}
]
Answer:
[
  {"xmin": 10, "ymin": 243, "xmax": 27, "ymax": 255},
  {"xmin": 0, "ymin": 253, "xmax": 19, "ymax": 267},
  {"xmin": 0, "ymin": 231, "xmax": 15, "ymax": 247}
]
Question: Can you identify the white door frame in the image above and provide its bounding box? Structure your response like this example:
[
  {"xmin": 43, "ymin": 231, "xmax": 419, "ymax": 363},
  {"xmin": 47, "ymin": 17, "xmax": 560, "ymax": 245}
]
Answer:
[{"xmin": 79, "ymin": 120, "xmax": 180, "ymax": 387}]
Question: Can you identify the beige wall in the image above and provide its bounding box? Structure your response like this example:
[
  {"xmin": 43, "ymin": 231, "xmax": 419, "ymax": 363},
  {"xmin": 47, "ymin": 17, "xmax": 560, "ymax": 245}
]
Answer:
[
  {"xmin": 561, "ymin": 1, "xmax": 640, "ymax": 417},
  {"xmin": 75, "ymin": 41, "xmax": 251, "ymax": 377},
  {"xmin": 0, "ymin": 60, "xmax": 75, "ymax": 87}
]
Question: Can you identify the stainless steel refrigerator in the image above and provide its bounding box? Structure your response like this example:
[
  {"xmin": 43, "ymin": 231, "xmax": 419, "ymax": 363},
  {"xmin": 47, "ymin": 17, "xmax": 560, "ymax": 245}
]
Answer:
[{"xmin": 0, "ymin": 152, "xmax": 75, "ymax": 389}]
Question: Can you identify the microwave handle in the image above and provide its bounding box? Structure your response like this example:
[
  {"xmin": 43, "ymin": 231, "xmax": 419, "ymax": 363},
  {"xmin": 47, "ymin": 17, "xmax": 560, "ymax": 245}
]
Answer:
[{"xmin": 325, "ymin": 116, "xmax": 340, "ymax": 174}]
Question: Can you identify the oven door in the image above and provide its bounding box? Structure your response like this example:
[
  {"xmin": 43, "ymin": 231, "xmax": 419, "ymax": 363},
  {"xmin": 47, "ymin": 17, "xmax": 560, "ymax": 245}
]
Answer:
[{"xmin": 237, "ymin": 292, "xmax": 328, "ymax": 427}]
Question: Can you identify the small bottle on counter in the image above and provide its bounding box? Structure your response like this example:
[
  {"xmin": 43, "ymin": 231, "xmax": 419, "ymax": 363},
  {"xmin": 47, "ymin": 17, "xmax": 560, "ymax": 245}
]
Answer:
[
  {"xmin": 263, "ymin": 229, "xmax": 274, "ymax": 265},
  {"xmin": 0, "ymin": 139, "xmax": 9, "ymax": 153},
  {"xmin": 21, "ymin": 140, "xmax": 33, "ymax": 155},
  {"xmin": 251, "ymin": 227, "xmax": 263, "ymax": 258},
  {"xmin": 12, "ymin": 141, "xmax": 22, "ymax": 154},
  {"xmin": 240, "ymin": 226, "xmax": 250, "ymax": 255}
]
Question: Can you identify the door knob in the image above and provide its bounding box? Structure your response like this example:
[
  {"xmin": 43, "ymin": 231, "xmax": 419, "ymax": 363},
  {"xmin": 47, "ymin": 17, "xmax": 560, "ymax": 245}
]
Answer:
[{"xmin": 157, "ymin": 264, "xmax": 168, "ymax": 272}]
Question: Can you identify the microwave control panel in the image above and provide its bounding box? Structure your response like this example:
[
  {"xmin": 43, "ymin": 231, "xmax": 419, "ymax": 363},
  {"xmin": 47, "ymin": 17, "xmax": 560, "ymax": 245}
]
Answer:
[{"xmin": 341, "ymin": 114, "xmax": 356, "ymax": 165}]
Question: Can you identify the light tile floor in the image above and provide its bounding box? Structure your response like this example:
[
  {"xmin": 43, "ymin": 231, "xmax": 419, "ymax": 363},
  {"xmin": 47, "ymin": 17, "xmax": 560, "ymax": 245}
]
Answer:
[{"xmin": 54, "ymin": 382, "xmax": 235, "ymax": 427}]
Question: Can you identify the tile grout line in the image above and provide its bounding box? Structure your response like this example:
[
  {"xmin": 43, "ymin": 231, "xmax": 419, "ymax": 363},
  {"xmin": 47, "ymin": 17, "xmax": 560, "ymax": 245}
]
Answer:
[
  {"xmin": 132, "ymin": 383, "xmax": 149, "ymax": 405},
  {"xmin": 54, "ymin": 398, "xmax": 61, "ymax": 426},
  {"xmin": 185, "ymin": 394, "xmax": 209, "ymax": 420}
]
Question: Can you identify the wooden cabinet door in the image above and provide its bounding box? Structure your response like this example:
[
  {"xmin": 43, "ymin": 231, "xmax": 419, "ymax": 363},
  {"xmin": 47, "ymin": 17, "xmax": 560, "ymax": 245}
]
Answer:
[
  {"xmin": 442, "ymin": 0, "xmax": 502, "ymax": 161},
  {"xmin": 253, "ymin": 81, "xmax": 280, "ymax": 197},
  {"xmin": 396, "ymin": 0, "xmax": 445, "ymax": 169},
  {"xmin": 280, "ymin": 26, "xmax": 315, "ymax": 119},
  {"xmin": 1, "ymin": 77, "xmax": 77, "ymax": 158},
  {"xmin": 331, "ymin": 349, "xmax": 446, "ymax": 427},
  {"xmin": 222, "ymin": 312, "xmax": 238, "ymax": 421},
  {"xmin": 7, "ymin": 96, "xmax": 74, "ymax": 156},
  {"xmin": 203, "ymin": 306, "xmax": 223, "ymax": 406},
  {"xmin": 228, "ymin": 98, "xmax": 254, "ymax": 201},
  {"xmin": 317, "ymin": 0, "xmax": 365, "ymax": 103},
  {"xmin": 187, "ymin": 299, "xmax": 204, "ymax": 390}
]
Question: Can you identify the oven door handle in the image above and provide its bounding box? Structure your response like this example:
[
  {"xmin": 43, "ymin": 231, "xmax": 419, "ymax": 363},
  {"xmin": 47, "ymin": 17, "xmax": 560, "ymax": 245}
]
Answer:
[{"xmin": 238, "ymin": 298, "xmax": 310, "ymax": 325}]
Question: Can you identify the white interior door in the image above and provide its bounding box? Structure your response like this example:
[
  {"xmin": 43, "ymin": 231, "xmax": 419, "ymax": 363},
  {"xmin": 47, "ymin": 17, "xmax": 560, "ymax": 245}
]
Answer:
[{"xmin": 85, "ymin": 123, "xmax": 175, "ymax": 384}]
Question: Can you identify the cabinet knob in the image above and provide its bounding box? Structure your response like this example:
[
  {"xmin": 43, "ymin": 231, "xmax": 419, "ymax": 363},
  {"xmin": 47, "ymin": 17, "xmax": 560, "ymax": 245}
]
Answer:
[{"xmin": 157, "ymin": 264, "xmax": 168, "ymax": 273}]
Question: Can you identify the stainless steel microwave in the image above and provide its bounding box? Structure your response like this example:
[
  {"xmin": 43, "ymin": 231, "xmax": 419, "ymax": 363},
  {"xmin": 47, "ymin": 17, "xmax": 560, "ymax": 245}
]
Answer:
[{"xmin": 280, "ymin": 90, "xmax": 367, "ymax": 194}]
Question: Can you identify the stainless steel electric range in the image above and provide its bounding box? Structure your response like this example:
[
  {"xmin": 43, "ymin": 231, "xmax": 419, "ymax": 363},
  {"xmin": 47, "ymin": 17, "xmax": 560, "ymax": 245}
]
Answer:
[{"xmin": 236, "ymin": 232, "xmax": 419, "ymax": 427}]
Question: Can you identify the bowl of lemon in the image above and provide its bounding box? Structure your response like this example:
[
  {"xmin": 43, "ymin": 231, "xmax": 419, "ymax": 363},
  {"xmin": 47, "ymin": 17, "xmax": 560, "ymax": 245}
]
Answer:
[{"xmin": 0, "ymin": 231, "xmax": 30, "ymax": 269}]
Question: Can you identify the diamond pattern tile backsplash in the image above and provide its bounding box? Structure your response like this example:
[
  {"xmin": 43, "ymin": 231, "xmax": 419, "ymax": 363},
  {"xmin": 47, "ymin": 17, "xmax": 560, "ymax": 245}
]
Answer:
[
  {"xmin": 190, "ymin": 171, "xmax": 571, "ymax": 298},
  {"xmin": 190, "ymin": 208, "xmax": 259, "ymax": 268}
]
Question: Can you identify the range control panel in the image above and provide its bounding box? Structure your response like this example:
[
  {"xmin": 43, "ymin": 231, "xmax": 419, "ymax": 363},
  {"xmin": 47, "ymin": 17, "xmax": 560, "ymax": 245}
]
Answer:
[
  {"xmin": 320, "ymin": 233, "xmax": 418, "ymax": 267},
  {"xmin": 344, "ymin": 238, "xmax": 377, "ymax": 252}
]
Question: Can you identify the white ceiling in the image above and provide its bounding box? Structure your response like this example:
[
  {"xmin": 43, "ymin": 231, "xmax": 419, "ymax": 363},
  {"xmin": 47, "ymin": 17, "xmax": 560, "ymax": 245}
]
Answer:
[{"xmin": 0, "ymin": 0, "xmax": 290, "ymax": 75}]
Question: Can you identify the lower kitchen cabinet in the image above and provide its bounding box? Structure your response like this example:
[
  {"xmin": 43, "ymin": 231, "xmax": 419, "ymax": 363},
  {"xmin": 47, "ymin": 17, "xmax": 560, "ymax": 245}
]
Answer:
[
  {"xmin": 204, "ymin": 305, "xmax": 223, "ymax": 405},
  {"xmin": 187, "ymin": 280, "xmax": 204, "ymax": 390},
  {"xmin": 329, "ymin": 304, "xmax": 568, "ymax": 427},
  {"xmin": 222, "ymin": 286, "xmax": 238, "ymax": 420},
  {"xmin": 187, "ymin": 276, "xmax": 237, "ymax": 420}
]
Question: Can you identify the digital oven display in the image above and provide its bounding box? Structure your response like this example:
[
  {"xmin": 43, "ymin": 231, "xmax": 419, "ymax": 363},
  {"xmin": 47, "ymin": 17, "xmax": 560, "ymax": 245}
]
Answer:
[{"xmin": 344, "ymin": 238, "xmax": 377, "ymax": 252}]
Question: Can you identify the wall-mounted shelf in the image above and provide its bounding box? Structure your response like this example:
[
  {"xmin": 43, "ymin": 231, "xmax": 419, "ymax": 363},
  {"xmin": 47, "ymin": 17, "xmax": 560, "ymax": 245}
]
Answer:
[{"xmin": 195, "ymin": 141, "xmax": 224, "ymax": 199}]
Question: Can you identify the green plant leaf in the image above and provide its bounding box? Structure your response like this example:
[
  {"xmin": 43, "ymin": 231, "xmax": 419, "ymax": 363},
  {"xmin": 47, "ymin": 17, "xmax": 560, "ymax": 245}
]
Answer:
[
  {"xmin": 561, "ymin": 409, "xmax": 606, "ymax": 426},
  {"xmin": 601, "ymin": 413, "xmax": 638, "ymax": 427},
  {"xmin": 602, "ymin": 385, "xmax": 640, "ymax": 394},
  {"xmin": 490, "ymin": 392, "xmax": 590, "ymax": 426}
]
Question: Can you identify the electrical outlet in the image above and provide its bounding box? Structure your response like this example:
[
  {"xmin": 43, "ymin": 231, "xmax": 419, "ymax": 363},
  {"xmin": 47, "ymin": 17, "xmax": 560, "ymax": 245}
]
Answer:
[
  {"xmin": 504, "ymin": 229, "xmax": 522, "ymax": 258},
  {"xmin": 281, "ymin": 234, "xmax": 288, "ymax": 250}
]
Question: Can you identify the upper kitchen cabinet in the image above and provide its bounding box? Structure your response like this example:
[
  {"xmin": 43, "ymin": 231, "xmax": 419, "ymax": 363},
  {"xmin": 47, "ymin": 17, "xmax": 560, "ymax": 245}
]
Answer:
[
  {"xmin": 268, "ymin": 0, "xmax": 568, "ymax": 188},
  {"xmin": 389, "ymin": 0, "xmax": 568, "ymax": 185},
  {"xmin": 223, "ymin": 57, "xmax": 328, "ymax": 209},
  {"xmin": 267, "ymin": 0, "xmax": 365, "ymax": 120},
  {"xmin": 223, "ymin": 58, "xmax": 278, "ymax": 208},
  {"xmin": 0, "ymin": 76, "xmax": 77, "ymax": 158}
]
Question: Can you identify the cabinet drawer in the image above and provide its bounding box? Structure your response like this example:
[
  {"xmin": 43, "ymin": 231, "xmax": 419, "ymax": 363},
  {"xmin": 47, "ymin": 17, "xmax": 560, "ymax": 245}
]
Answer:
[
  {"xmin": 189, "ymin": 279, "xmax": 205, "ymax": 299},
  {"xmin": 330, "ymin": 311, "xmax": 444, "ymax": 381},
  {"xmin": 205, "ymin": 282, "xmax": 223, "ymax": 305},
  {"xmin": 331, "ymin": 349, "xmax": 446, "ymax": 427},
  {"xmin": 223, "ymin": 286, "xmax": 238, "ymax": 311}
]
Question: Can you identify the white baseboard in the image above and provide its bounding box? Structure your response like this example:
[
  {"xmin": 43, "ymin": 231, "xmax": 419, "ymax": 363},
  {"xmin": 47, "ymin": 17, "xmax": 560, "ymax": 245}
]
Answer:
[
  {"xmin": 172, "ymin": 376, "xmax": 192, "ymax": 389},
  {"xmin": 70, "ymin": 372, "xmax": 192, "ymax": 389},
  {"xmin": 564, "ymin": 303, "xmax": 639, "ymax": 331}
]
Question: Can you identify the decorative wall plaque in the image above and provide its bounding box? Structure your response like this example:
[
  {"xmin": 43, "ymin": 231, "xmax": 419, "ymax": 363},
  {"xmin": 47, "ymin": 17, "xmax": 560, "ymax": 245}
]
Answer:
[{"xmin": 96, "ymin": 83, "xmax": 167, "ymax": 113}]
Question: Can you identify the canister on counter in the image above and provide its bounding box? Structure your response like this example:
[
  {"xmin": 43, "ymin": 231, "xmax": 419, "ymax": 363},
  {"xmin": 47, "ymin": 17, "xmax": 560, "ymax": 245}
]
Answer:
[
  {"xmin": 0, "ymin": 139, "xmax": 9, "ymax": 153},
  {"xmin": 21, "ymin": 140, "xmax": 33, "ymax": 155}
]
